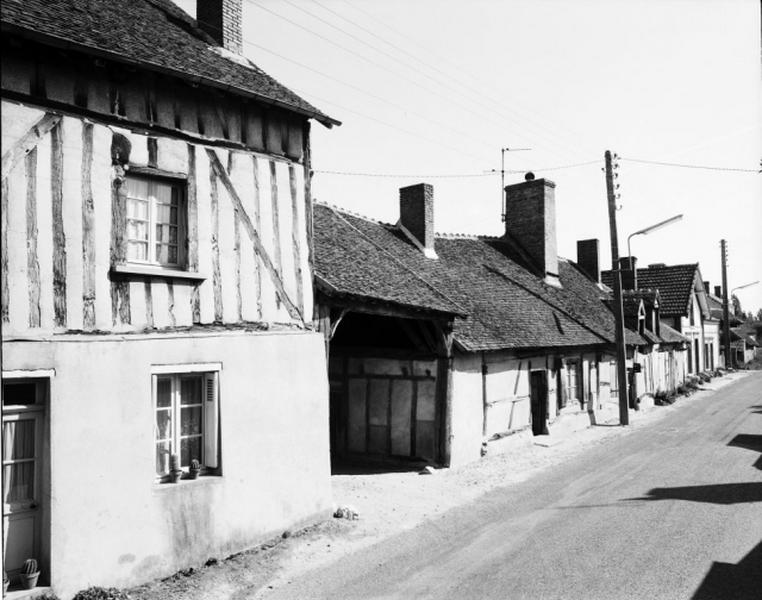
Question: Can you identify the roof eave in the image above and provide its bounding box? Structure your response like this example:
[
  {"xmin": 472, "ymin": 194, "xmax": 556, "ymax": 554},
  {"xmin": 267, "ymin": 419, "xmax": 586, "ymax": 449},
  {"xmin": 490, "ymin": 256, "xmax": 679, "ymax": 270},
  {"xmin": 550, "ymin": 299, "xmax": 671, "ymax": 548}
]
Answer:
[{"xmin": 1, "ymin": 23, "xmax": 342, "ymax": 128}]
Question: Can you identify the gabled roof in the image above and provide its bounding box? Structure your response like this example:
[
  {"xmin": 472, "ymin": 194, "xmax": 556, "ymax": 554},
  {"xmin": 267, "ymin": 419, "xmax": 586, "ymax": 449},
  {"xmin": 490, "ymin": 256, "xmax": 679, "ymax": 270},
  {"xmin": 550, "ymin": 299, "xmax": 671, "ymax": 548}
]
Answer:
[
  {"xmin": 0, "ymin": 0, "xmax": 339, "ymax": 127},
  {"xmin": 602, "ymin": 263, "xmax": 700, "ymax": 317},
  {"xmin": 314, "ymin": 203, "xmax": 648, "ymax": 353},
  {"xmin": 314, "ymin": 205, "xmax": 464, "ymax": 318}
]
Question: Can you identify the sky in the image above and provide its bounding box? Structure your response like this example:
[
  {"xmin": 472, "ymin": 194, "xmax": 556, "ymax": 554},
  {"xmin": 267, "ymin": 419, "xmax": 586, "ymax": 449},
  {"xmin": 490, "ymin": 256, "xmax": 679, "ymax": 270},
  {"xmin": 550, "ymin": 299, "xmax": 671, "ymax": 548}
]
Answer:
[{"xmin": 178, "ymin": 0, "xmax": 762, "ymax": 314}]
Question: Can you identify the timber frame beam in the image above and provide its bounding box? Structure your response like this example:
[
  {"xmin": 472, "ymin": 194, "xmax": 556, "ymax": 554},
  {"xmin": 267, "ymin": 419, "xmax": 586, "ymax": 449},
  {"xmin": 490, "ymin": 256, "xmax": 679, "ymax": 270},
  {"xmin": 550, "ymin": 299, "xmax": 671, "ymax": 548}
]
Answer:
[{"xmin": 206, "ymin": 148, "xmax": 303, "ymax": 322}]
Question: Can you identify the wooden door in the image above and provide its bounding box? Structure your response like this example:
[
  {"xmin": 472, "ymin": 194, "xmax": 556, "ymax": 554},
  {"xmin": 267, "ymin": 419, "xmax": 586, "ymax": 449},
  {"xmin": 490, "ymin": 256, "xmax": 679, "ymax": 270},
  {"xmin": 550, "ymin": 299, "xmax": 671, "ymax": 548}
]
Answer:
[
  {"xmin": 530, "ymin": 371, "xmax": 548, "ymax": 436},
  {"xmin": 3, "ymin": 408, "xmax": 43, "ymax": 578}
]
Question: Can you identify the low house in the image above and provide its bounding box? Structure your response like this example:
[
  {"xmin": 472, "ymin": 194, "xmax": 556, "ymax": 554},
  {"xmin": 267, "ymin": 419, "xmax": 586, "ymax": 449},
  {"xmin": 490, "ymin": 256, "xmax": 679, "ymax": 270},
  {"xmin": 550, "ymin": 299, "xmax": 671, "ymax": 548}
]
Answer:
[
  {"xmin": 603, "ymin": 261, "xmax": 719, "ymax": 376},
  {"xmin": 315, "ymin": 177, "xmax": 645, "ymax": 468},
  {"xmin": 1, "ymin": 0, "xmax": 339, "ymax": 596},
  {"xmin": 620, "ymin": 288, "xmax": 688, "ymax": 400}
]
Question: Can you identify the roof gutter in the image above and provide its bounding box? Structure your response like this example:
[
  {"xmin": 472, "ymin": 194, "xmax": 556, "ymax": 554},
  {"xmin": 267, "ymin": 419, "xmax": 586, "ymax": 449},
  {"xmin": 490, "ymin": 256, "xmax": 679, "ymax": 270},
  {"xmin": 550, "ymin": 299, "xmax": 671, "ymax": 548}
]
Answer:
[{"xmin": 1, "ymin": 23, "xmax": 342, "ymax": 128}]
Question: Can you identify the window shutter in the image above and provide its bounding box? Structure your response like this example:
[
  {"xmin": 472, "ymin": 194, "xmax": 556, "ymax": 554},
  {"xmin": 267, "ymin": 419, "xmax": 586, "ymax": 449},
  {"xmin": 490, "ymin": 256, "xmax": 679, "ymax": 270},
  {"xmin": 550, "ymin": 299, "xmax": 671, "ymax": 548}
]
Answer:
[{"xmin": 204, "ymin": 372, "xmax": 219, "ymax": 468}]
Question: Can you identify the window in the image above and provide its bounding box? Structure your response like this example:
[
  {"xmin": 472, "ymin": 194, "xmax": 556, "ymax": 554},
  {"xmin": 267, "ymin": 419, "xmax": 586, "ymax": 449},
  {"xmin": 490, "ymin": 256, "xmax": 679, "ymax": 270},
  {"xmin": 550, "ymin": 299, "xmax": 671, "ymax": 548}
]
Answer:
[
  {"xmin": 126, "ymin": 175, "xmax": 185, "ymax": 268},
  {"xmin": 154, "ymin": 371, "xmax": 219, "ymax": 480}
]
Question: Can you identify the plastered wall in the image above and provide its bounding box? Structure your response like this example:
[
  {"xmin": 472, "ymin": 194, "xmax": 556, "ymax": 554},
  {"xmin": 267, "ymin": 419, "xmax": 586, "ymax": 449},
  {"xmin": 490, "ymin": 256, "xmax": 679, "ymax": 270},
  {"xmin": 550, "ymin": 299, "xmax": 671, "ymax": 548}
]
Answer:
[{"xmin": 3, "ymin": 330, "xmax": 330, "ymax": 599}]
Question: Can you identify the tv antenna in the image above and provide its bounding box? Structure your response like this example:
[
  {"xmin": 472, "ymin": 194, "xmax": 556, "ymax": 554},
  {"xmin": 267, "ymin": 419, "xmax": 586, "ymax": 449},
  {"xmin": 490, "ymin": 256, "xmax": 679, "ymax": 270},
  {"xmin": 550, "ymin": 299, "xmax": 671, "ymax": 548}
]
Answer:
[{"xmin": 494, "ymin": 147, "xmax": 531, "ymax": 222}]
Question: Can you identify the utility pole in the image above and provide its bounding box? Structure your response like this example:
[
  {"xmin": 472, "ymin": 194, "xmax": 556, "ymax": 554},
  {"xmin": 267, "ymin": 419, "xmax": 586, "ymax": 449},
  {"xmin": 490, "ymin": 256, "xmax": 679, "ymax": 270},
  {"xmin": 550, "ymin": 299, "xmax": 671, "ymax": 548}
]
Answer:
[
  {"xmin": 605, "ymin": 150, "xmax": 629, "ymax": 425},
  {"xmin": 721, "ymin": 239, "xmax": 731, "ymax": 368}
]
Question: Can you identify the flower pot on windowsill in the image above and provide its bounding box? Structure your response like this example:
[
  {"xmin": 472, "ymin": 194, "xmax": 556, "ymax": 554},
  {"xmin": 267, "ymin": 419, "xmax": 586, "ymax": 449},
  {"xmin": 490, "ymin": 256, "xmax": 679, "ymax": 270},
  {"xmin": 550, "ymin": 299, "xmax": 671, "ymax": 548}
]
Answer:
[
  {"xmin": 21, "ymin": 559, "xmax": 39, "ymax": 590},
  {"xmin": 168, "ymin": 453, "xmax": 182, "ymax": 483},
  {"xmin": 188, "ymin": 459, "xmax": 201, "ymax": 480},
  {"xmin": 21, "ymin": 571, "xmax": 40, "ymax": 589}
]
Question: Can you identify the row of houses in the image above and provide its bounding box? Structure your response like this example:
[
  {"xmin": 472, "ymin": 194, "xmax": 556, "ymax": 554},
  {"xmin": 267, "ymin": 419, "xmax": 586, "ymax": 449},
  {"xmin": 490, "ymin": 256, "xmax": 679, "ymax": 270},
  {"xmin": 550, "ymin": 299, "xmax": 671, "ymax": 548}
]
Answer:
[{"xmin": 0, "ymin": 0, "xmax": 728, "ymax": 597}]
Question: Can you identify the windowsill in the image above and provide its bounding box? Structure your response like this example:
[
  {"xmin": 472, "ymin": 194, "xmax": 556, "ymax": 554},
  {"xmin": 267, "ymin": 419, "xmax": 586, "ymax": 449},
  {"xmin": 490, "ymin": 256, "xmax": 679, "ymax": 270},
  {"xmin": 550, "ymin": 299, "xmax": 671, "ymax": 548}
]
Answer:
[
  {"xmin": 153, "ymin": 475, "xmax": 222, "ymax": 491},
  {"xmin": 111, "ymin": 264, "xmax": 206, "ymax": 282}
]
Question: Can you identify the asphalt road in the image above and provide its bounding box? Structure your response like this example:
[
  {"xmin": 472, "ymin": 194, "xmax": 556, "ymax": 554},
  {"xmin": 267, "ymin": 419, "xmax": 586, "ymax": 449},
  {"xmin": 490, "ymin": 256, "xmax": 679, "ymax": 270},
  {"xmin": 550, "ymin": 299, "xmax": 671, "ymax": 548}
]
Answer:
[{"xmin": 265, "ymin": 372, "xmax": 762, "ymax": 600}]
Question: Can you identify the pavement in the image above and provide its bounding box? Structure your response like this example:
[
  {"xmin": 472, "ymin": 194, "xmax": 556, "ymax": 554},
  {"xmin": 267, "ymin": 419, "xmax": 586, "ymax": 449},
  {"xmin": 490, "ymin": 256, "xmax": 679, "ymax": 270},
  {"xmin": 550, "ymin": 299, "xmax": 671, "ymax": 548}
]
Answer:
[{"xmin": 256, "ymin": 370, "xmax": 760, "ymax": 599}]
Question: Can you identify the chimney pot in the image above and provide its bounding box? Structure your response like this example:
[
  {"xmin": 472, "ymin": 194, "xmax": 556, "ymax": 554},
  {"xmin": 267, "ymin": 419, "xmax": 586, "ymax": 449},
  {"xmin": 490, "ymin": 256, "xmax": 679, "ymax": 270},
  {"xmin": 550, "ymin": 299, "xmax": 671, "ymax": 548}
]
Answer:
[
  {"xmin": 714, "ymin": 285, "xmax": 723, "ymax": 297},
  {"xmin": 399, "ymin": 183, "xmax": 437, "ymax": 259},
  {"xmin": 703, "ymin": 281, "xmax": 710, "ymax": 294},
  {"xmin": 576, "ymin": 239, "xmax": 600, "ymax": 283},
  {"xmin": 525, "ymin": 172, "xmax": 535, "ymax": 181},
  {"xmin": 504, "ymin": 178, "xmax": 560, "ymax": 287},
  {"xmin": 197, "ymin": 0, "xmax": 243, "ymax": 54}
]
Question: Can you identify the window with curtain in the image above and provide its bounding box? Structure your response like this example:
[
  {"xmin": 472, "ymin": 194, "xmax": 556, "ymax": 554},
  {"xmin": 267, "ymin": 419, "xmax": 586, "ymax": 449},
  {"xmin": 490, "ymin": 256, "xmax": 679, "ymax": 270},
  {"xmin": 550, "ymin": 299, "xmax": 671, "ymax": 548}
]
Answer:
[
  {"xmin": 154, "ymin": 371, "xmax": 219, "ymax": 481},
  {"xmin": 126, "ymin": 175, "xmax": 185, "ymax": 268}
]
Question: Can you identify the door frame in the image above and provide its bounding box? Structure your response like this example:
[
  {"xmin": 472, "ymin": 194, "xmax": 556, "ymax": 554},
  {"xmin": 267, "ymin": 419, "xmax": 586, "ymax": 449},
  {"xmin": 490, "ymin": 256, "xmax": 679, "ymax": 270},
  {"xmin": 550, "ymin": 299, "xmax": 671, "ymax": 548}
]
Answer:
[{"xmin": 2, "ymin": 371, "xmax": 52, "ymax": 587}]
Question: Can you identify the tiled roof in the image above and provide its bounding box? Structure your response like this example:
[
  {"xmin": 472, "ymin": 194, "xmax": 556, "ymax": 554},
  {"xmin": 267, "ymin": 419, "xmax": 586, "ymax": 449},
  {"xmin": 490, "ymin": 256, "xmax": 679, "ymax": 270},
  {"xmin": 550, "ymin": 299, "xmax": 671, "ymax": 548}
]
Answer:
[
  {"xmin": 0, "ymin": 0, "xmax": 339, "ymax": 127},
  {"xmin": 314, "ymin": 205, "xmax": 464, "ymax": 317},
  {"xmin": 602, "ymin": 264, "xmax": 699, "ymax": 316},
  {"xmin": 659, "ymin": 322, "xmax": 688, "ymax": 345},
  {"xmin": 314, "ymin": 204, "xmax": 649, "ymax": 352}
]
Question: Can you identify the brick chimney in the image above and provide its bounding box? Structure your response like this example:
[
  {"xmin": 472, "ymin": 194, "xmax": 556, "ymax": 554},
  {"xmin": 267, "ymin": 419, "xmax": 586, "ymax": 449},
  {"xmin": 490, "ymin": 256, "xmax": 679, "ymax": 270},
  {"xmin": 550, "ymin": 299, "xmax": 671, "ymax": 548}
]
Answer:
[
  {"xmin": 504, "ymin": 176, "xmax": 560, "ymax": 287},
  {"xmin": 576, "ymin": 239, "xmax": 600, "ymax": 283},
  {"xmin": 197, "ymin": 0, "xmax": 243, "ymax": 54},
  {"xmin": 619, "ymin": 256, "xmax": 637, "ymax": 291},
  {"xmin": 399, "ymin": 183, "xmax": 437, "ymax": 259},
  {"xmin": 703, "ymin": 281, "xmax": 710, "ymax": 294},
  {"xmin": 714, "ymin": 285, "xmax": 722, "ymax": 297}
]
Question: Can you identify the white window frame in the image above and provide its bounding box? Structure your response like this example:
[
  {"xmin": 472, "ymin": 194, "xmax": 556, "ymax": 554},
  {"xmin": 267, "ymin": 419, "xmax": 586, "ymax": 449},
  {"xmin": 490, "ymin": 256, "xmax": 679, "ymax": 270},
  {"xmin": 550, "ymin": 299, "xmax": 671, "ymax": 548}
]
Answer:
[
  {"xmin": 125, "ymin": 173, "xmax": 187, "ymax": 269},
  {"xmin": 152, "ymin": 367, "xmax": 220, "ymax": 482}
]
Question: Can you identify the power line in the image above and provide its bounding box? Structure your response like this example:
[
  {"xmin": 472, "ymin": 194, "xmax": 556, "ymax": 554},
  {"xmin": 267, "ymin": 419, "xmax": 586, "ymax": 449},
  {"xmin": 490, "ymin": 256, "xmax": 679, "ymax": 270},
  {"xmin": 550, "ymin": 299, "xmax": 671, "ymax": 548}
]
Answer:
[
  {"xmin": 314, "ymin": 160, "xmax": 601, "ymax": 179},
  {"xmin": 332, "ymin": 0, "xmax": 598, "ymax": 159},
  {"xmin": 620, "ymin": 157, "xmax": 760, "ymax": 173},
  {"xmin": 242, "ymin": 40, "xmax": 506, "ymax": 154},
  {"xmin": 244, "ymin": 0, "xmax": 584, "ymax": 165},
  {"xmin": 292, "ymin": 89, "xmax": 494, "ymax": 163}
]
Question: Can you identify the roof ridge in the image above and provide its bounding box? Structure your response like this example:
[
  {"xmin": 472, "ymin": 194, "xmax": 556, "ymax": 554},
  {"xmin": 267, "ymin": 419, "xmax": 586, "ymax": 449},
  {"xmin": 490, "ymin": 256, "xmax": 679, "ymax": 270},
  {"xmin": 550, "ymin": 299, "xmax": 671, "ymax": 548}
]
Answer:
[{"xmin": 315, "ymin": 202, "xmax": 393, "ymax": 227}]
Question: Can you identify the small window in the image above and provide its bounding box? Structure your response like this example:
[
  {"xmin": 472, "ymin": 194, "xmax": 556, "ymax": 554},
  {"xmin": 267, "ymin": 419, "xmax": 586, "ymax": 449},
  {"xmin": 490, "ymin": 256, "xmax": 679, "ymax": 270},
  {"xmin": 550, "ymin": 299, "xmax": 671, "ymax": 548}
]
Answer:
[
  {"xmin": 154, "ymin": 371, "xmax": 219, "ymax": 480},
  {"xmin": 126, "ymin": 175, "xmax": 185, "ymax": 268}
]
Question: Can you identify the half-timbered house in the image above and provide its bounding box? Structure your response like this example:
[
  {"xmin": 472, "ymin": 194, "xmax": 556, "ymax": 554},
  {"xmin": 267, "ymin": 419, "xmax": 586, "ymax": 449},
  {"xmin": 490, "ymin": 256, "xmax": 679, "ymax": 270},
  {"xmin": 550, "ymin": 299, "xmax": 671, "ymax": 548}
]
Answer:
[{"xmin": 1, "ymin": 0, "xmax": 339, "ymax": 596}]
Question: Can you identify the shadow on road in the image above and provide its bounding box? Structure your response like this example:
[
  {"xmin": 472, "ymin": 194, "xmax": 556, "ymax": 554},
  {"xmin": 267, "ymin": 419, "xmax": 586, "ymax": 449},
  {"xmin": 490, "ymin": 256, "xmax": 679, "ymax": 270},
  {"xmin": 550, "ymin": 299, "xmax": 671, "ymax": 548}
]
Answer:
[
  {"xmin": 626, "ymin": 482, "xmax": 762, "ymax": 505},
  {"xmin": 728, "ymin": 434, "xmax": 762, "ymax": 470},
  {"xmin": 691, "ymin": 540, "xmax": 762, "ymax": 599}
]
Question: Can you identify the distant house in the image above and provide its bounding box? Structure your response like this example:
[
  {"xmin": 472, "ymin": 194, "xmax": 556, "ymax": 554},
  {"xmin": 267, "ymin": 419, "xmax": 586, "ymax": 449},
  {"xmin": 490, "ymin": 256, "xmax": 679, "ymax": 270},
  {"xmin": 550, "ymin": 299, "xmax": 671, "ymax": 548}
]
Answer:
[
  {"xmin": 603, "ymin": 262, "xmax": 719, "ymax": 376},
  {"xmin": 620, "ymin": 289, "xmax": 687, "ymax": 399},
  {"xmin": 1, "ymin": 0, "xmax": 339, "ymax": 596},
  {"xmin": 315, "ymin": 177, "xmax": 650, "ymax": 468}
]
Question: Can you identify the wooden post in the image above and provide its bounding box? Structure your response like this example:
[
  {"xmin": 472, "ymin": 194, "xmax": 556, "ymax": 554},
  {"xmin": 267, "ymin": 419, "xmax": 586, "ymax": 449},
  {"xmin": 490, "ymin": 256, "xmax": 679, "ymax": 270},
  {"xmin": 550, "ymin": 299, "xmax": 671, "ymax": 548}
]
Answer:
[
  {"xmin": 269, "ymin": 159, "xmax": 282, "ymax": 309},
  {"xmin": 187, "ymin": 144, "xmax": 201, "ymax": 323},
  {"xmin": 1, "ymin": 178, "xmax": 9, "ymax": 323},
  {"xmin": 210, "ymin": 167, "xmax": 223, "ymax": 322},
  {"xmin": 81, "ymin": 123, "xmax": 96, "ymax": 329},
  {"xmin": 51, "ymin": 121, "xmax": 67, "ymax": 328},
  {"xmin": 26, "ymin": 147, "xmax": 41, "ymax": 327},
  {"xmin": 605, "ymin": 150, "xmax": 629, "ymax": 426},
  {"xmin": 721, "ymin": 239, "xmax": 731, "ymax": 368},
  {"xmin": 289, "ymin": 164, "xmax": 304, "ymax": 315}
]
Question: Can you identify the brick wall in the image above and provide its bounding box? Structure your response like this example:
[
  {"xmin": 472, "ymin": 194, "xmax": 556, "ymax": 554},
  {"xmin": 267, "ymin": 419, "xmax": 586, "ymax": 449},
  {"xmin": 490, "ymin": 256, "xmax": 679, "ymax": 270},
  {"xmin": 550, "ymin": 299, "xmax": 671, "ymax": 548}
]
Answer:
[
  {"xmin": 576, "ymin": 238, "xmax": 600, "ymax": 283},
  {"xmin": 197, "ymin": 0, "xmax": 243, "ymax": 54},
  {"xmin": 504, "ymin": 178, "xmax": 558, "ymax": 280},
  {"xmin": 400, "ymin": 183, "xmax": 435, "ymax": 252}
]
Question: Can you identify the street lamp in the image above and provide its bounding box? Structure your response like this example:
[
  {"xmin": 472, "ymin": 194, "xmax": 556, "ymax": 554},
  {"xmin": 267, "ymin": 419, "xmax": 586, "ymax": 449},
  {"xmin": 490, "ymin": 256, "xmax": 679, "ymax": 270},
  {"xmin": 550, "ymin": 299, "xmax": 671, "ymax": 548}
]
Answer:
[
  {"xmin": 627, "ymin": 214, "xmax": 684, "ymax": 270},
  {"xmin": 730, "ymin": 281, "xmax": 760, "ymax": 296}
]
